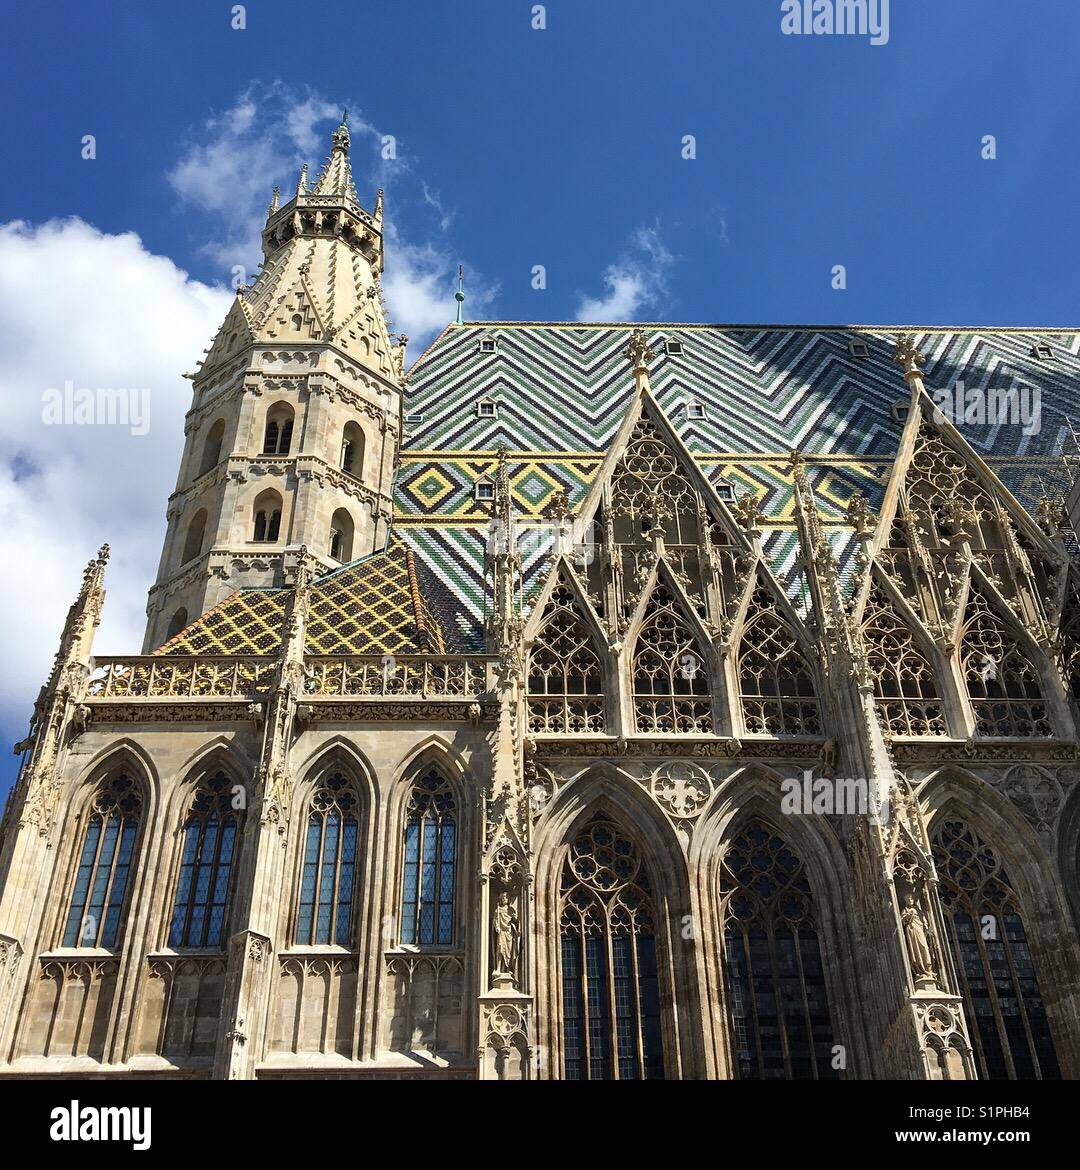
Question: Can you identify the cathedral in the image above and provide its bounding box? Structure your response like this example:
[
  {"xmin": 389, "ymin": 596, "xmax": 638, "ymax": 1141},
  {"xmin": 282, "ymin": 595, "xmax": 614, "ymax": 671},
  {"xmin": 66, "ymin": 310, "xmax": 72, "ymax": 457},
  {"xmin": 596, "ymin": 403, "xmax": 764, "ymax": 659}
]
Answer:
[{"xmin": 2, "ymin": 116, "xmax": 1080, "ymax": 1081}]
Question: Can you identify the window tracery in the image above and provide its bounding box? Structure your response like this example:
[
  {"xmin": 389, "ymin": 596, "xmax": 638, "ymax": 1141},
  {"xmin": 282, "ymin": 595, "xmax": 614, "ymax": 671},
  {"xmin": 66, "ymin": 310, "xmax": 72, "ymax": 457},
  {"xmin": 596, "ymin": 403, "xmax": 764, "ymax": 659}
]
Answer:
[
  {"xmin": 527, "ymin": 580, "xmax": 605, "ymax": 734},
  {"xmin": 559, "ymin": 814, "xmax": 664, "ymax": 1080},
  {"xmin": 296, "ymin": 771, "xmax": 360, "ymax": 947},
  {"xmin": 960, "ymin": 586, "xmax": 1050, "ymax": 737},
  {"xmin": 861, "ymin": 581, "xmax": 946, "ymax": 736},
  {"xmin": 168, "ymin": 770, "xmax": 243, "ymax": 949},
  {"xmin": 401, "ymin": 769, "xmax": 457, "ymax": 947},
  {"xmin": 62, "ymin": 771, "xmax": 141, "ymax": 949},
  {"xmin": 932, "ymin": 819, "xmax": 1060, "ymax": 1080},
  {"xmin": 737, "ymin": 587, "xmax": 820, "ymax": 736},
  {"xmin": 631, "ymin": 583, "xmax": 712, "ymax": 734},
  {"xmin": 719, "ymin": 820, "xmax": 838, "ymax": 1079}
]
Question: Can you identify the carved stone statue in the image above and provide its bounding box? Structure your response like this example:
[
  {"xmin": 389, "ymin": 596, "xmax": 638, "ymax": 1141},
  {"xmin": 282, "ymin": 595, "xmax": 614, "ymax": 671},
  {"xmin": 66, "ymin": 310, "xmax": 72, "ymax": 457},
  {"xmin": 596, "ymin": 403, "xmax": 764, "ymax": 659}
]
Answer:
[
  {"xmin": 902, "ymin": 892, "xmax": 938, "ymax": 990},
  {"xmin": 491, "ymin": 891, "xmax": 520, "ymax": 986}
]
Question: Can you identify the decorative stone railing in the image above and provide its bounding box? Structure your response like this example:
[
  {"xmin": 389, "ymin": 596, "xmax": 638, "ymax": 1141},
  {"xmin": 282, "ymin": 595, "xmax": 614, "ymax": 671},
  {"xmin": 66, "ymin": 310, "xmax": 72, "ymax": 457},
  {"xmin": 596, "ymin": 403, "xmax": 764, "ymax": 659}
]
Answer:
[
  {"xmin": 301, "ymin": 656, "xmax": 490, "ymax": 698},
  {"xmin": 84, "ymin": 655, "xmax": 492, "ymax": 703},
  {"xmin": 87, "ymin": 657, "xmax": 277, "ymax": 699}
]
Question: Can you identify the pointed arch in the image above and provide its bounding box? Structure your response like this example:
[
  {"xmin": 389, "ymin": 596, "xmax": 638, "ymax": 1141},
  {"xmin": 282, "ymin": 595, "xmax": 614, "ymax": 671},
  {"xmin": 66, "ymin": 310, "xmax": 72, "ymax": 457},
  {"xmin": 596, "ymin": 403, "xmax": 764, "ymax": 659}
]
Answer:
[
  {"xmin": 631, "ymin": 577, "xmax": 713, "ymax": 734},
  {"xmin": 181, "ymin": 508, "xmax": 207, "ymax": 565},
  {"xmin": 735, "ymin": 581, "xmax": 821, "ymax": 737},
  {"xmin": 1058, "ymin": 569, "xmax": 1080, "ymax": 706},
  {"xmin": 262, "ymin": 401, "xmax": 294, "ymax": 455},
  {"xmin": 960, "ymin": 582, "xmax": 1050, "ymax": 737},
  {"xmin": 198, "ymin": 417, "xmax": 226, "ymax": 477},
  {"xmin": 532, "ymin": 767, "xmax": 702, "ymax": 1080},
  {"xmin": 691, "ymin": 766, "xmax": 863, "ymax": 1079},
  {"xmin": 716, "ymin": 816, "xmax": 840, "ymax": 1079},
  {"xmin": 527, "ymin": 570, "xmax": 607, "ymax": 734},
  {"xmin": 60, "ymin": 765, "xmax": 144, "ymax": 950},
  {"xmin": 930, "ymin": 817, "xmax": 1060, "ymax": 1080},
  {"xmin": 294, "ymin": 767, "xmax": 362, "ymax": 947},
  {"xmin": 861, "ymin": 576, "xmax": 946, "ymax": 736},
  {"xmin": 558, "ymin": 811, "xmax": 664, "ymax": 1079},
  {"xmin": 167, "ymin": 767, "xmax": 245, "ymax": 949}
]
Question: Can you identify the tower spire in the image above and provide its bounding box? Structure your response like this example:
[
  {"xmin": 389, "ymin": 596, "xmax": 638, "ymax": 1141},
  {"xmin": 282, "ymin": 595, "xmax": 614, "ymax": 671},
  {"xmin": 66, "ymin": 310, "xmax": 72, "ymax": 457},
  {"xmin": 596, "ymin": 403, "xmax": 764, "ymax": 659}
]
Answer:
[{"xmin": 454, "ymin": 265, "xmax": 465, "ymax": 325}]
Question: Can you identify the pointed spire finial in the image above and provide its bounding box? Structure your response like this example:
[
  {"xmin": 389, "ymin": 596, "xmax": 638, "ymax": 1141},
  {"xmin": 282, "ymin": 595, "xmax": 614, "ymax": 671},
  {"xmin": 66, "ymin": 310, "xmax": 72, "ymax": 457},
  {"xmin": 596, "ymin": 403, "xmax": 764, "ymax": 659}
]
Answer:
[
  {"xmin": 268, "ymin": 185, "xmax": 280, "ymax": 216},
  {"xmin": 331, "ymin": 110, "xmax": 351, "ymax": 154},
  {"xmin": 454, "ymin": 264, "xmax": 465, "ymax": 325},
  {"xmin": 296, "ymin": 163, "xmax": 308, "ymax": 196}
]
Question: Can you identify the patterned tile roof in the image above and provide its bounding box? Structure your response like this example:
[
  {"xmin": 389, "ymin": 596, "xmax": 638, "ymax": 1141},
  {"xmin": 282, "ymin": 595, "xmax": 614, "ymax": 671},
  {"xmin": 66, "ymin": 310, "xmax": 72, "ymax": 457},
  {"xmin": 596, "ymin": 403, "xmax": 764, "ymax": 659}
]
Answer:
[
  {"xmin": 159, "ymin": 323, "xmax": 1078, "ymax": 655},
  {"xmin": 395, "ymin": 323, "xmax": 1079, "ymax": 648},
  {"xmin": 156, "ymin": 536, "xmax": 444, "ymax": 656}
]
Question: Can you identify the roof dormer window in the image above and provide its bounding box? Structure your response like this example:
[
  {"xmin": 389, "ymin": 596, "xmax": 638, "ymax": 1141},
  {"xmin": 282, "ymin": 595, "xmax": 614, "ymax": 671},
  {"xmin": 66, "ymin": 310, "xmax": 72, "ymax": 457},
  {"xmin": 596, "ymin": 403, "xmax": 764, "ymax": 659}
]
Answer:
[
  {"xmin": 1032, "ymin": 342, "xmax": 1055, "ymax": 360},
  {"xmin": 477, "ymin": 399, "xmax": 498, "ymax": 418},
  {"xmin": 664, "ymin": 339, "xmax": 684, "ymax": 356},
  {"xmin": 848, "ymin": 340, "xmax": 870, "ymax": 358},
  {"xmin": 687, "ymin": 401, "xmax": 707, "ymax": 421},
  {"xmin": 478, "ymin": 337, "xmax": 498, "ymax": 354},
  {"xmin": 475, "ymin": 478, "xmax": 496, "ymax": 502}
]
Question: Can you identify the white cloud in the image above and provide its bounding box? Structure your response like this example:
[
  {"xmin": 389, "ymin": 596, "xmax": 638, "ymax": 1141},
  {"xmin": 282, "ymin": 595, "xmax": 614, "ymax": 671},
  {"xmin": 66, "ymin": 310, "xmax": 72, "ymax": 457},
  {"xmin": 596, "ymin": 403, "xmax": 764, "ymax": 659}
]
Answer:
[
  {"xmin": 576, "ymin": 223, "xmax": 678, "ymax": 322},
  {"xmin": 0, "ymin": 218, "xmax": 231, "ymax": 756},
  {"xmin": 168, "ymin": 82, "xmax": 494, "ymax": 351}
]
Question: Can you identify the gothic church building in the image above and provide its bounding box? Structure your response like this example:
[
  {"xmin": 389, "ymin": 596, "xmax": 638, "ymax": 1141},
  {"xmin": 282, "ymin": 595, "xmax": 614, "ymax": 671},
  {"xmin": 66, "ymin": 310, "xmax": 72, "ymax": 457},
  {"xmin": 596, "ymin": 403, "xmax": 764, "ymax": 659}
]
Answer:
[{"xmin": 2, "ymin": 119, "xmax": 1080, "ymax": 1080}]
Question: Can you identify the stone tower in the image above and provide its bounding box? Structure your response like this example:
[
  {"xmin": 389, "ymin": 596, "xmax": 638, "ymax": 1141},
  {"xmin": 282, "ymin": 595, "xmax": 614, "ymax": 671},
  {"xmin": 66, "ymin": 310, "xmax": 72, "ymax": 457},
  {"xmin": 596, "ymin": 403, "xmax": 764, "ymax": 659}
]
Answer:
[{"xmin": 143, "ymin": 115, "xmax": 406, "ymax": 651}]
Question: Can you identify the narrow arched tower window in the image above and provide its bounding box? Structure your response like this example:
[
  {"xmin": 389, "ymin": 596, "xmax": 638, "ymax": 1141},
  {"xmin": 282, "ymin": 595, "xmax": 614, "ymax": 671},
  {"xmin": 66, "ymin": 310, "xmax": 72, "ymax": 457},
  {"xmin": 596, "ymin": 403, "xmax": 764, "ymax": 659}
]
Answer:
[
  {"xmin": 168, "ymin": 771, "xmax": 243, "ymax": 949},
  {"xmin": 166, "ymin": 608, "xmax": 188, "ymax": 640},
  {"xmin": 62, "ymin": 771, "xmax": 142, "ymax": 949},
  {"xmin": 400, "ymin": 769, "xmax": 456, "ymax": 946},
  {"xmin": 340, "ymin": 421, "xmax": 364, "ymax": 476},
  {"xmin": 262, "ymin": 403, "xmax": 294, "ymax": 455},
  {"xmin": 296, "ymin": 772, "xmax": 360, "ymax": 946},
  {"xmin": 932, "ymin": 818, "xmax": 1060, "ymax": 1080},
  {"xmin": 719, "ymin": 819, "xmax": 839, "ymax": 1079},
  {"xmin": 559, "ymin": 813, "xmax": 664, "ymax": 1080},
  {"xmin": 328, "ymin": 508, "xmax": 354, "ymax": 562},
  {"xmin": 198, "ymin": 418, "xmax": 226, "ymax": 477},
  {"xmin": 181, "ymin": 508, "xmax": 207, "ymax": 565},
  {"xmin": 252, "ymin": 489, "xmax": 282, "ymax": 543}
]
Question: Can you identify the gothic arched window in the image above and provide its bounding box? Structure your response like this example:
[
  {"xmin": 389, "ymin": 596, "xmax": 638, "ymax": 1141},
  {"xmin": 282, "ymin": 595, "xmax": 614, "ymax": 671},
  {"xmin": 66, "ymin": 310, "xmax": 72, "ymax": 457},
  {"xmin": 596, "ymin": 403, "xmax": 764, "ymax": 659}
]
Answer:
[
  {"xmin": 401, "ymin": 770, "xmax": 457, "ymax": 946},
  {"xmin": 960, "ymin": 586, "xmax": 1051, "ymax": 737},
  {"xmin": 932, "ymin": 818, "xmax": 1060, "ymax": 1080},
  {"xmin": 527, "ymin": 581, "xmax": 606, "ymax": 733},
  {"xmin": 252, "ymin": 489, "xmax": 282, "ymax": 543},
  {"xmin": 181, "ymin": 509, "xmax": 207, "ymax": 565},
  {"xmin": 340, "ymin": 420, "xmax": 364, "ymax": 476},
  {"xmin": 631, "ymin": 583, "xmax": 712, "ymax": 734},
  {"xmin": 199, "ymin": 417, "xmax": 226, "ymax": 477},
  {"xmin": 737, "ymin": 589, "xmax": 821, "ymax": 736},
  {"xmin": 328, "ymin": 507, "xmax": 354, "ymax": 562},
  {"xmin": 559, "ymin": 814, "xmax": 664, "ymax": 1080},
  {"xmin": 166, "ymin": 608, "xmax": 188, "ymax": 641},
  {"xmin": 862, "ymin": 582, "xmax": 946, "ymax": 736},
  {"xmin": 62, "ymin": 771, "xmax": 142, "ymax": 948},
  {"xmin": 296, "ymin": 772, "xmax": 360, "ymax": 946},
  {"xmin": 262, "ymin": 403, "xmax": 294, "ymax": 455},
  {"xmin": 719, "ymin": 820, "xmax": 839, "ymax": 1079},
  {"xmin": 168, "ymin": 771, "xmax": 243, "ymax": 949}
]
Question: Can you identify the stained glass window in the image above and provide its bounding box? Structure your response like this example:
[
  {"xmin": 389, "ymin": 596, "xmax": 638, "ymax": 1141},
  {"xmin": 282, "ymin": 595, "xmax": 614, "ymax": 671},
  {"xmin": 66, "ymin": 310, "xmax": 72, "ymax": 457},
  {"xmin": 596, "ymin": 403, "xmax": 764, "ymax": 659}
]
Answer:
[
  {"xmin": 720, "ymin": 820, "xmax": 839, "ymax": 1079},
  {"xmin": 62, "ymin": 771, "xmax": 141, "ymax": 949},
  {"xmin": 559, "ymin": 814, "xmax": 664, "ymax": 1080},
  {"xmin": 168, "ymin": 770, "xmax": 243, "ymax": 949},
  {"xmin": 932, "ymin": 819, "xmax": 1060, "ymax": 1080},
  {"xmin": 296, "ymin": 772, "xmax": 360, "ymax": 946},
  {"xmin": 401, "ymin": 770, "xmax": 456, "ymax": 946}
]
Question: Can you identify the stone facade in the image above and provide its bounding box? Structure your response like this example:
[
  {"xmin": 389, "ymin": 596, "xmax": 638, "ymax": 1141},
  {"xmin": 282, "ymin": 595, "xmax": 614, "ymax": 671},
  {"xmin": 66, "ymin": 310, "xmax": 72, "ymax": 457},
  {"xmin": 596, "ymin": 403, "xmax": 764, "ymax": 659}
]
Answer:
[{"xmin": 1, "ymin": 124, "xmax": 1079, "ymax": 1081}]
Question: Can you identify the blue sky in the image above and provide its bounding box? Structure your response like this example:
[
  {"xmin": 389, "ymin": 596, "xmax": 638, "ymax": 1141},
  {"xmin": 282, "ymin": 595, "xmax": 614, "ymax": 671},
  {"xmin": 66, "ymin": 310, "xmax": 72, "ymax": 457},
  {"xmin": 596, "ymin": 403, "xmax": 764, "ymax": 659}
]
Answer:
[{"xmin": 1, "ymin": 0, "xmax": 1079, "ymax": 798}]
